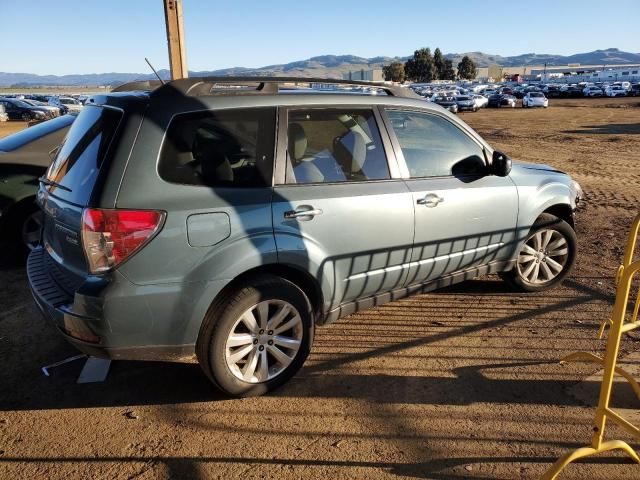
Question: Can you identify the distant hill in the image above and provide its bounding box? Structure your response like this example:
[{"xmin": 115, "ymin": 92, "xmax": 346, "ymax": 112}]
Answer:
[{"xmin": 1, "ymin": 48, "xmax": 638, "ymax": 87}]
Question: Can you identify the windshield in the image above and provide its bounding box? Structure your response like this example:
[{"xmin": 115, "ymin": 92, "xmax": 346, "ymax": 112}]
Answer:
[
  {"xmin": 46, "ymin": 106, "xmax": 122, "ymax": 205},
  {"xmin": 530, "ymin": 93, "xmax": 543, "ymax": 97},
  {"xmin": 0, "ymin": 115, "xmax": 75, "ymax": 152},
  {"xmin": 456, "ymin": 96, "xmax": 471, "ymax": 100}
]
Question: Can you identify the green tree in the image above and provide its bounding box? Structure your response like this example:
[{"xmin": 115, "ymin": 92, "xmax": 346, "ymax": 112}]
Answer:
[
  {"xmin": 404, "ymin": 48, "xmax": 435, "ymax": 83},
  {"xmin": 382, "ymin": 61, "xmax": 405, "ymax": 82},
  {"xmin": 457, "ymin": 55, "xmax": 477, "ymax": 80},
  {"xmin": 433, "ymin": 48, "xmax": 445, "ymax": 80},
  {"xmin": 440, "ymin": 59, "xmax": 456, "ymax": 80}
]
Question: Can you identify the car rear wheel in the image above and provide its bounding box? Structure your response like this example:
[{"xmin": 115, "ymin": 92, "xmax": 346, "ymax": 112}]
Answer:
[
  {"xmin": 21, "ymin": 112, "xmax": 31, "ymax": 121},
  {"xmin": 500, "ymin": 213, "xmax": 576, "ymax": 292},
  {"xmin": 196, "ymin": 275, "xmax": 314, "ymax": 397}
]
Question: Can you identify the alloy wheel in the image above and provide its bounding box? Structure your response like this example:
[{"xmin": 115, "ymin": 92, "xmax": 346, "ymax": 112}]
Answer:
[
  {"xmin": 225, "ymin": 299, "xmax": 303, "ymax": 383},
  {"xmin": 516, "ymin": 228, "xmax": 569, "ymax": 284}
]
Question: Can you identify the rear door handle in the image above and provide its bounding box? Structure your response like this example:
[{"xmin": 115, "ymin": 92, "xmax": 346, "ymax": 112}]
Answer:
[
  {"xmin": 417, "ymin": 193, "xmax": 444, "ymax": 208},
  {"xmin": 284, "ymin": 206, "xmax": 323, "ymax": 220}
]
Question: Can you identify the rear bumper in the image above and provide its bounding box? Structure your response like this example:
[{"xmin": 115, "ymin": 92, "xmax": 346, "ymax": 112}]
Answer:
[
  {"xmin": 27, "ymin": 247, "xmax": 198, "ymax": 362},
  {"xmin": 27, "ymin": 246, "xmax": 106, "ymax": 355}
]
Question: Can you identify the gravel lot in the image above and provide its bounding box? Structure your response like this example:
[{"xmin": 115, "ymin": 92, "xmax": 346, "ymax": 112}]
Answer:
[{"xmin": 1, "ymin": 97, "xmax": 639, "ymax": 479}]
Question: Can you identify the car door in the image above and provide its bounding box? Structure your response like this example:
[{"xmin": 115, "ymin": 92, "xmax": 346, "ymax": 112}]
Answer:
[
  {"xmin": 272, "ymin": 106, "xmax": 414, "ymax": 312},
  {"xmin": 382, "ymin": 108, "xmax": 519, "ymax": 286}
]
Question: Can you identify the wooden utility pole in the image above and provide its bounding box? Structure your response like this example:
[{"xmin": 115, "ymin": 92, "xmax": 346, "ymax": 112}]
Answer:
[{"xmin": 163, "ymin": 0, "xmax": 188, "ymax": 79}]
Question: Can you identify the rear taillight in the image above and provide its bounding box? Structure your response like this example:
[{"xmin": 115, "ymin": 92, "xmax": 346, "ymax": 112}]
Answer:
[{"xmin": 81, "ymin": 208, "xmax": 165, "ymax": 274}]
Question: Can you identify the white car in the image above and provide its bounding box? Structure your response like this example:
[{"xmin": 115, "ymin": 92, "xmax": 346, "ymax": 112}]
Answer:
[
  {"xmin": 471, "ymin": 94, "xmax": 488, "ymax": 109},
  {"xmin": 522, "ymin": 92, "xmax": 549, "ymax": 108},
  {"xmin": 48, "ymin": 96, "xmax": 83, "ymax": 113},
  {"xmin": 583, "ymin": 86, "xmax": 603, "ymax": 97},
  {"xmin": 604, "ymin": 85, "xmax": 627, "ymax": 97}
]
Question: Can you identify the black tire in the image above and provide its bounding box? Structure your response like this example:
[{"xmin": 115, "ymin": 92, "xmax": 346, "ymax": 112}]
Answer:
[
  {"xmin": 0, "ymin": 201, "xmax": 41, "ymax": 266},
  {"xmin": 196, "ymin": 275, "xmax": 314, "ymax": 397},
  {"xmin": 500, "ymin": 213, "xmax": 577, "ymax": 292},
  {"xmin": 21, "ymin": 112, "xmax": 31, "ymax": 122}
]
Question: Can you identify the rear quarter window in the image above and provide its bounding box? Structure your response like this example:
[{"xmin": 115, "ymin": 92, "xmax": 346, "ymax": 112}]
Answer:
[{"xmin": 159, "ymin": 107, "xmax": 276, "ymax": 188}]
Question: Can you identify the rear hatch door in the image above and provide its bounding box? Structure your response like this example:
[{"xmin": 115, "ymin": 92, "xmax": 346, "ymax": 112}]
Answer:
[{"xmin": 39, "ymin": 105, "xmax": 123, "ymax": 278}]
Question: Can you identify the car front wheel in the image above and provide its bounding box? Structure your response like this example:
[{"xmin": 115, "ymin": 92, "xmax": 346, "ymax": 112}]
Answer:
[
  {"xmin": 196, "ymin": 275, "xmax": 314, "ymax": 397},
  {"xmin": 500, "ymin": 213, "xmax": 577, "ymax": 292}
]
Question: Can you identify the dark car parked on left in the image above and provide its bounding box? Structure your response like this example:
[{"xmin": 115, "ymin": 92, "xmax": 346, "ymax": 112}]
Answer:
[
  {"xmin": 488, "ymin": 93, "xmax": 517, "ymax": 108},
  {"xmin": 0, "ymin": 98, "xmax": 57, "ymax": 122},
  {"xmin": 0, "ymin": 114, "xmax": 75, "ymax": 261}
]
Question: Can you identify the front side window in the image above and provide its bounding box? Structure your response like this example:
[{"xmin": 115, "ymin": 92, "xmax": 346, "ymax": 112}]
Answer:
[
  {"xmin": 386, "ymin": 110, "xmax": 486, "ymax": 178},
  {"xmin": 285, "ymin": 108, "xmax": 389, "ymax": 184},
  {"xmin": 159, "ymin": 107, "xmax": 276, "ymax": 188}
]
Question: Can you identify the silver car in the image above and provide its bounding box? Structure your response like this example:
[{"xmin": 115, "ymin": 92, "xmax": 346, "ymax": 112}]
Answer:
[
  {"xmin": 28, "ymin": 77, "xmax": 581, "ymax": 397},
  {"xmin": 455, "ymin": 95, "xmax": 478, "ymax": 112}
]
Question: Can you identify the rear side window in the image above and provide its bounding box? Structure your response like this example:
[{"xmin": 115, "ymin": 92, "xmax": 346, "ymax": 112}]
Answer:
[
  {"xmin": 285, "ymin": 108, "xmax": 389, "ymax": 184},
  {"xmin": 159, "ymin": 107, "xmax": 276, "ymax": 188},
  {"xmin": 46, "ymin": 106, "xmax": 122, "ymax": 205}
]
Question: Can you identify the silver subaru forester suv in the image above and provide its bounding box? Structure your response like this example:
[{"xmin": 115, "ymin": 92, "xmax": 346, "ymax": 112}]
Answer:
[{"xmin": 28, "ymin": 78, "xmax": 581, "ymax": 396}]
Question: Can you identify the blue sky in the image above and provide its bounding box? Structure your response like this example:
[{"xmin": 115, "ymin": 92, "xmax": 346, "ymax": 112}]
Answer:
[{"xmin": 1, "ymin": 0, "xmax": 638, "ymax": 75}]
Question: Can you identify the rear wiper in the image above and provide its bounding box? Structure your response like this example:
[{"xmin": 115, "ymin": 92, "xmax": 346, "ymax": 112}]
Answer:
[{"xmin": 38, "ymin": 176, "xmax": 72, "ymax": 192}]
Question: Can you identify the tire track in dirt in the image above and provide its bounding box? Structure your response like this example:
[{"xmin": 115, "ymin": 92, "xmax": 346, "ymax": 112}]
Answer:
[{"xmin": 581, "ymin": 187, "xmax": 640, "ymax": 211}]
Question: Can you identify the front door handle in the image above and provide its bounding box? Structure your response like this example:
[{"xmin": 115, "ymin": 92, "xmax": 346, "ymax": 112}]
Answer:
[
  {"xmin": 284, "ymin": 206, "xmax": 323, "ymax": 220},
  {"xmin": 417, "ymin": 193, "xmax": 444, "ymax": 208}
]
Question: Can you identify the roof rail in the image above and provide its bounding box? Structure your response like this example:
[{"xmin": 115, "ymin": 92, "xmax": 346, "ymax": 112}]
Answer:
[
  {"xmin": 111, "ymin": 80, "xmax": 164, "ymax": 93},
  {"xmin": 147, "ymin": 76, "xmax": 420, "ymax": 99}
]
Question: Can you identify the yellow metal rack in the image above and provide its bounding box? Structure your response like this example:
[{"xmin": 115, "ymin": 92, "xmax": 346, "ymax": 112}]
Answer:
[{"xmin": 543, "ymin": 213, "xmax": 640, "ymax": 479}]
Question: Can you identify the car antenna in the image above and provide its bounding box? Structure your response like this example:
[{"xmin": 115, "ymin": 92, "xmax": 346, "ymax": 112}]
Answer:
[{"xmin": 145, "ymin": 57, "xmax": 165, "ymax": 85}]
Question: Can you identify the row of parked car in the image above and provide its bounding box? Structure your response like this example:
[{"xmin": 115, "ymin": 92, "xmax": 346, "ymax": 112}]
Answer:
[
  {"xmin": 427, "ymin": 88, "xmax": 548, "ymax": 113},
  {"xmin": 415, "ymin": 80, "xmax": 639, "ymax": 105},
  {"xmin": 0, "ymin": 94, "xmax": 84, "ymax": 122}
]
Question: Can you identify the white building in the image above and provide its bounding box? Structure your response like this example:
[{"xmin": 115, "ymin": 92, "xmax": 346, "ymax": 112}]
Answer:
[{"xmin": 534, "ymin": 64, "xmax": 640, "ymax": 83}]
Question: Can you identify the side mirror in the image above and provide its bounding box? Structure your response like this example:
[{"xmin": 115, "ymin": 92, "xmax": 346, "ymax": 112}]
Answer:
[{"xmin": 492, "ymin": 150, "xmax": 512, "ymax": 177}]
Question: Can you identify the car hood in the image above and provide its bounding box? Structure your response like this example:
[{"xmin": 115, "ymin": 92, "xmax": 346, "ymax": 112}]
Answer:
[
  {"xmin": 0, "ymin": 150, "xmax": 52, "ymax": 168},
  {"xmin": 512, "ymin": 160, "xmax": 567, "ymax": 176}
]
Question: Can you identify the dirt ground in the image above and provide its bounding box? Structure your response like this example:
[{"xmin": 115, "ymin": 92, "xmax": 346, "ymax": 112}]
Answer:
[
  {"xmin": 1, "ymin": 97, "xmax": 640, "ymax": 480},
  {"xmin": 0, "ymin": 121, "xmax": 28, "ymax": 138}
]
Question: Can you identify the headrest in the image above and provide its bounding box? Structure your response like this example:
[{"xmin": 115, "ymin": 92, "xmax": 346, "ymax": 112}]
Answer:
[
  {"xmin": 335, "ymin": 130, "xmax": 367, "ymax": 173},
  {"xmin": 193, "ymin": 128, "xmax": 233, "ymax": 184},
  {"xmin": 288, "ymin": 123, "xmax": 307, "ymax": 162},
  {"xmin": 193, "ymin": 128, "xmax": 218, "ymax": 160}
]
